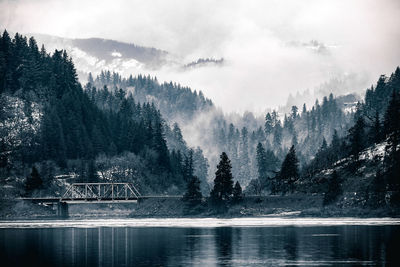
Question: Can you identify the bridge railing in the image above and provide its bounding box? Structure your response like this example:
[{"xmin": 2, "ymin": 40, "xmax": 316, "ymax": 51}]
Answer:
[{"xmin": 61, "ymin": 182, "xmax": 141, "ymax": 201}]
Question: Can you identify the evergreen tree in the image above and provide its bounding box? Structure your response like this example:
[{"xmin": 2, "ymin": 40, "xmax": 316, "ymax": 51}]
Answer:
[
  {"xmin": 183, "ymin": 175, "xmax": 203, "ymax": 206},
  {"xmin": 278, "ymin": 145, "xmax": 299, "ymax": 194},
  {"xmin": 329, "ymin": 129, "xmax": 342, "ymax": 163},
  {"xmin": 348, "ymin": 116, "xmax": 366, "ymax": 157},
  {"xmin": 183, "ymin": 149, "xmax": 194, "ymax": 182},
  {"xmin": 256, "ymin": 142, "xmax": 268, "ymax": 180},
  {"xmin": 369, "ymin": 111, "xmax": 382, "ymax": 144},
  {"xmin": 264, "ymin": 113, "xmax": 273, "ymax": 135},
  {"xmin": 291, "ymin": 105, "xmax": 299, "ymax": 119},
  {"xmin": 323, "ymin": 170, "xmax": 342, "ymax": 205},
  {"xmin": 238, "ymin": 127, "xmax": 250, "ymax": 184},
  {"xmin": 210, "ymin": 152, "xmax": 234, "ymax": 201},
  {"xmin": 302, "ymin": 103, "xmax": 307, "ymax": 115},
  {"xmin": 273, "ymin": 122, "xmax": 283, "ymax": 148},
  {"xmin": 25, "ymin": 166, "xmax": 42, "ymax": 194},
  {"xmin": 383, "ymin": 90, "xmax": 400, "ymax": 198},
  {"xmin": 232, "ymin": 181, "xmax": 243, "ymax": 203},
  {"xmin": 153, "ymin": 118, "xmax": 170, "ymax": 170}
]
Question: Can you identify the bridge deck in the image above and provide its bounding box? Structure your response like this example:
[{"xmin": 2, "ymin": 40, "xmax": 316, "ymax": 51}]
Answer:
[
  {"xmin": 19, "ymin": 197, "xmax": 139, "ymax": 204},
  {"xmin": 16, "ymin": 182, "xmax": 183, "ymax": 205}
]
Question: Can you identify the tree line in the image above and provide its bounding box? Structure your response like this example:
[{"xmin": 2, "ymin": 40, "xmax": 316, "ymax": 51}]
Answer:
[{"xmin": 0, "ymin": 31, "xmax": 208, "ymax": 195}]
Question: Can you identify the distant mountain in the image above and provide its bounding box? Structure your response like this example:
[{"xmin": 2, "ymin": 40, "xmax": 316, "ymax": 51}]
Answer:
[
  {"xmin": 26, "ymin": 33, "xmax": 171, "ymax": 81},
  {"xmin": 71, "ymin": 37, "xmax": 168, "ymax": 66},
  {"xmin": 28, "ymin": 33, "xmax": 225, "ymax": 81}
]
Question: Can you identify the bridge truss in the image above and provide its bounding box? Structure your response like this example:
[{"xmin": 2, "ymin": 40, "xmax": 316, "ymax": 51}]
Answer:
[{"xmin": 61, "ymin": 182, "xmax": 141, "ymax": 203}]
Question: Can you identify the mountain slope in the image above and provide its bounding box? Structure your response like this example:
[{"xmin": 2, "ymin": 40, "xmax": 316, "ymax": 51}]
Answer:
[{"xmin": 0, "ymin": 31, "xmax": 209, "ymax": 195}]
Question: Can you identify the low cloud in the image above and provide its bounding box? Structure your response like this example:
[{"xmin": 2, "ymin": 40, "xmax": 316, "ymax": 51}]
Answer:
[{"xmin": 1, "ymin": 0, "xmax": 400, "ymax": 112}]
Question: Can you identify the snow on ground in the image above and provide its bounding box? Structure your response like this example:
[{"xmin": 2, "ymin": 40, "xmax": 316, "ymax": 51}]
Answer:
[
  {"xmin": 111, "ymin": 51, "xmax": 122, "ymax": 57},
  {"xmin": 0, "ymin": 217, "xmax": 399, "ymax": 229},
  {"xmin": 0, "ymin": 95, "xmax": 42, "ymax": 148},
  {"xmin": 318, "ymin": 141, "xmax": 387, "ymax": 178},
  {"xmin": 359, "ymin": 142, "xmax": 387, "ymax": 161}
]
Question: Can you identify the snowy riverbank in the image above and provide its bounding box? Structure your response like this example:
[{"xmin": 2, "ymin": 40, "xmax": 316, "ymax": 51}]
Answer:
[{"xmin": 1, "ymin": 195, "xmax": 398, "ymax": 219}]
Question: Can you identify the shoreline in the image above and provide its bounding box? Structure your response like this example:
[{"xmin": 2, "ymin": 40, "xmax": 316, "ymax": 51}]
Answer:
[
  {"xmin": 1, "ymin": 217, "xmax": 400, "ymax": 229},
  {"xmin": 1, "ymin": 195, "xmax": 399, "ymax": 220}
]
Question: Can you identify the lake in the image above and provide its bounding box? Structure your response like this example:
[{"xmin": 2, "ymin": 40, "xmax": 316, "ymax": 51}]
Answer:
[{"xmin": 0, "ymin": 218, "xmax": 399, "ymax": 266}]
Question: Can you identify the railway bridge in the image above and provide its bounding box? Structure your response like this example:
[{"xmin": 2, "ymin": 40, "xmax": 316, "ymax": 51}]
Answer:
[{"xmin": 21, "ymin": 182, "xmax": 142, "ymax": 217}]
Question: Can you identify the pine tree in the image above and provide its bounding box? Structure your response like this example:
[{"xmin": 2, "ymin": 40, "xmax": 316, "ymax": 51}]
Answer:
[
  {"xmin": 273, "ymin": 122, "xmax": 283, "ymax": 148},
  {"xmin": 329, "ymin": 129, "xmax": 341, "ymax": 163},
  {"xmin": 302, "ymin": 103, "xmax": 307, "ymax": 114},
  {"xmin": 256, "ymin": 142, "xmax": 268, "ymax": 180},
  {"xmin": 348, "ymin": 116, "xmax": 366, "ymax": 157},
  {"xmin": 25, "ymin": 166, "xmax": 42, "ymax": 194},
  {"xmin": 369, "ymin": 111, "xmax": 382, "ymax": 144},
  {"xmin": 183, "ymin": 175, "xmax": 203, "ymax": 206},
  {"xmin": 153, "ymin": 118, "xmax": 170, "ymax": 170},
  {"xmin": 238, "ymin": 127, "xmax": 250, "ymax": 184},
  {"xmin": 232, "ymin": 181, "xmax": 243, "ymax": 203},
  {"xmin": 211, "ymin": 152, "xmax": 234, "ymax": 201},
  {"xmin": 278, "ymin": 145, "xmax": 299, "ymax": 194},
  {"xmin": 291, "ymin": 105, "xmax": 299, "ymax": 119},
  {"xmin": 323, "ymin": 170, "xmax": 342, "ymax": 205},
  {"xmin": 264, "ymin": 113, "xmax": 273, "ymax": 135},
  {"xmin": 183, "ymin": 149, "xmax": 194, "ymax": 182},
  {"xmin": 383, "ymin": 90, "xmax": 400, "ymax": 197}
]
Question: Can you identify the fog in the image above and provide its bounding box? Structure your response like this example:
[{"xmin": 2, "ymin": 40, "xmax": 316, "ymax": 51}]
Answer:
[{"xmin": 1, "ymin": 0, "xmax": 400, "ymax": 112}]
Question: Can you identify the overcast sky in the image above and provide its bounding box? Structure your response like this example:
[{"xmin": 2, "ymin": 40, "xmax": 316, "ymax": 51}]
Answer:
[{"xmin": 1, "ymin": 0, "xmax": 400, "ymax": 113}]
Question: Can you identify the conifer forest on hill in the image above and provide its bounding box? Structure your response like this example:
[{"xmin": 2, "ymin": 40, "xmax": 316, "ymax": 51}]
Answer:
[{"xmin": 0, "ymin": 31, "xmax": 400, "ymax": 215}]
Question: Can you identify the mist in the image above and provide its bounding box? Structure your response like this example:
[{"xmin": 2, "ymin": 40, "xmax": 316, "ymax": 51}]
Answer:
[{"xmin": 1, "ymin": 0, "xmax": 400, "ymax": 113}]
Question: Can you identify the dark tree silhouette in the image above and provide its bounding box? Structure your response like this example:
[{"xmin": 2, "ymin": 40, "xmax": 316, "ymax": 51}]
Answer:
[
  {"xmin": 348, "ymin": 116, "xmax": 366, "ymax": 157},
  {"xmin": 232, "ymin": 181, "xmax": 243, "ymax": 203},
  {"xmin": 211, "ymin": 152, "xmax": 234, "ymax": 201},
  {"xmin": 25, "ymin": 166, "xmax": 42, "ymax": 194},
  {"xmin": 278, "ymin": 146, "xmax": 299, "ymax": 194},
  {"xmin": 323, "ymin": 170, "xmax": 342, "ymax": 206},
  {"xmin": 183, "ymin": 175, "xmax": 202, "ymax": 206},
  {"xmin": 383, "ymin": 90, "xmax": 400, "ymax": 202}
]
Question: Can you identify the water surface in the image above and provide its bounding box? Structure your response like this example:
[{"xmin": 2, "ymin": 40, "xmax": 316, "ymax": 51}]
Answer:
[{"xmin": 1, "ymin": 218, "xmax": 399, "ymax": 266}]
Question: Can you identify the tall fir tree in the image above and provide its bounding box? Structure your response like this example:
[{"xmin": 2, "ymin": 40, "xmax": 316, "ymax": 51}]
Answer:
[
  {"xmin": 211, "ymin": 152, "xmax": 234, "ymax": 201},
  {"xmin": 348, "ymin": 116, "xmax": 366, "ymax": 157},
  {"xmin": 183, "ymin": 175, "xmax": 202, "ymax": 206},
  {"xmin": 278, "ymin": 145, "xmax": 299, "ymax": 194},
  {"xmin": 256, "ymin": 142, "xmax": 268, "ymax": 181},
  {"xmin": 383, "ymin": 90, "xmax": 400, "ymax": 199}
]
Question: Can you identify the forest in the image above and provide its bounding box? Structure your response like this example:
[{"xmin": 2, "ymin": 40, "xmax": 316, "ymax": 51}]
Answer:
[{"xmin": 0, "ymin": 31, "xmax": 399, "ymax": 211}]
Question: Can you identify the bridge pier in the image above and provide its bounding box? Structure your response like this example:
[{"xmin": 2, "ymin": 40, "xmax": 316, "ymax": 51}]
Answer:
[{"xmin": 57, "ymin": 202, "xmax": 69, "ymax": 218}]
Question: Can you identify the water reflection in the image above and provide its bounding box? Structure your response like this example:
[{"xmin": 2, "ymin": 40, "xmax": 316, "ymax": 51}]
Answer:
[
  {"xmin": 0, "ymin": 225, "xmax": 399, "ymax": 266},
  {"xmin": 215, "ymin": 227, "xmax": 232, "ymax": 266}
]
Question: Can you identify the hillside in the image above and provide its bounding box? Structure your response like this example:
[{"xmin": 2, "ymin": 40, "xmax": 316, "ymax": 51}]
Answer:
[
  {"xmin": 0, "ymin": 31, "xmax": 209, "ymax": 196},
  {"xmin": 0, "ymin": 31, "xmax": 399, "ymax": 216}
]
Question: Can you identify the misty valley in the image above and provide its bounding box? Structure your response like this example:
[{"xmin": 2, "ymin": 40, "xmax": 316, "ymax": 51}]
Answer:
[
  {"xmin": 0, "ymin": 5, "xmax": 400, "ymax": 263},
  {"xmin": 1, "ymin": 31, "xmax": 399, "ymax": 218}
]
